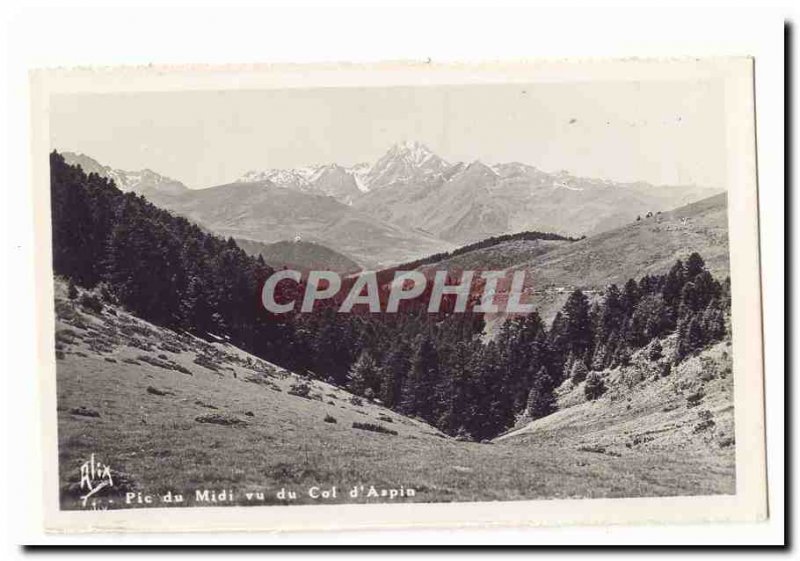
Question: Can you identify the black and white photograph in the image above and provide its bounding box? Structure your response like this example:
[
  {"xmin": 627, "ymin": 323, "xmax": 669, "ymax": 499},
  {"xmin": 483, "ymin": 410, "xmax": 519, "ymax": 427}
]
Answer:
[{"xmin": 23, "ymin": 55, "xmax": 772, "ymax": 535}]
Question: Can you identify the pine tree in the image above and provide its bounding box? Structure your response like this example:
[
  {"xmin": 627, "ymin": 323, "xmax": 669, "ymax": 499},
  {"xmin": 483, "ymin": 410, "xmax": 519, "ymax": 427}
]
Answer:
[
  {"xmin": 570, "ymin": 359, "xmax": 589, "ymax": 384},
  {"xmin": 685, "ymin": 252, "xmax": 706, "ymax": 278},
  {"xmin": 591, "ymin": 343, "xmax": 608, "ymax": 371},
  {"xmin": 399, "ymin": 334, "xmax": 439, "ymax": 420},
  {"xmin": 662, "ymin": 259, "xmax": 686, "ymax": 308},
  {"xmin": 379, "ymin": 340, "xmax": 411, "ymax": 408},
  {"xmin": 526, "ymin": 367, "xmax": 556, "ymax": 419},
  {"xmin": 622, "ymin": 278, "xmax": 640, "ymax": 315},
  {"xmin": 584, "ymin": 372, "xmax": 607, "ymax": 401},
  {"xmin": 347, "ymin": 351, "xmax": 378, "ymax": 396},
  {"xmin": 561, "ymin": 290, "xmax": 593, "ymax": 360},
  {"xmin": 702, "ymin": 304, "xmax": 726, "ymax": 342},
  {"xmin": 435, "ymin": 340, "xmax": 477, "ymax": 434}
]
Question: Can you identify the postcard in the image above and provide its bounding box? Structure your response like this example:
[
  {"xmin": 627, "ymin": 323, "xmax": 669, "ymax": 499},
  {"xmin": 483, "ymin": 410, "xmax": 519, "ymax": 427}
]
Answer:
[{"xmin": 29, "ymin": 59, "xmax": 766, "ymax": 533}]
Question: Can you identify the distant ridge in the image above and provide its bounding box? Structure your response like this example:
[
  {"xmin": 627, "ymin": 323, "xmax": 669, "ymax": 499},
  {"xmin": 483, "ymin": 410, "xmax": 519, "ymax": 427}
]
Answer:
[
  {"xmin": 61, "ymin": 152, "xmax": 189, "ymax": 197},
  {"xmin": 234, "ymin": 238, "xmax": 362, "ymax": 274},
  {"xmin": 238, "ymin": 141, "xmax": 721, "ymax": 246},
  {"xmin": 59, "ymin": 145, "xmax": 722, "ymax": 269}
]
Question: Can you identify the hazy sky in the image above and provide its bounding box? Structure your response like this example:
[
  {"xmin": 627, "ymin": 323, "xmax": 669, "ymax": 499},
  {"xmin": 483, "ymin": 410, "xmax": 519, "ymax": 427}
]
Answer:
[{"xmin": 50, "ymin": 80, "xmax": 727, "ymax": 189}]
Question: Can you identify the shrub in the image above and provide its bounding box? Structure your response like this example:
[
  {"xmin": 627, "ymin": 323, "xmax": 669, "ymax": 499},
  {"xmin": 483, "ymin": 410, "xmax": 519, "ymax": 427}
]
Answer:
[
  {"xmin": 194, "ymin": 413, "xmax": 247, "ymax": 426},
  {"xmin": 67, "ymin": 280, "xmax": 78, "ymax": 300},
  {"xmin": 69, "ymin": 406, "xmax": 100, "ymax": 418},
  {"xmin": 616, "ymin": 347, "xmax": 632, "ymax": 367},
  {"xmin": 718, "ymin": 436, "xmax": 735, "ymax": 448},
  {"xmin": 96, "ymin": 282, "xmax": 117, "ymax": 304},
  {"xmin": 146, "ymin": 385, "xmax": 171, "ymax": 396},
  {"xmin": 693, "ymin": 418, "xmax": 716, "ymax": 433},
  {"xmin": 160, "ymin": 341, "xmax": 184, "ymax": 354},
  {"xmin": 349, "ymin": 395, "xmax": 364, "ymax": 407},
  {"xmin": 138, "ymin": 354, "xmax": 192, "ymax": 375},
  {"xmin": 352, "ymin": 422, "xmax": 397, "ymax": 435},
  {"xmin": 685, "ymin": 390, "xmax": 705, "ymax": 408},
  {"xmin": 454, "ymin": 428, "xmax": 473, "ymax": 441},
  {"xmin": 288, "ymin": 382, "xmax": 311, "ymax": 399},
  {"xmin": 648, "ymin": 341, "xmax": 663, "ymax": 361},
  {"xmin": 78, "ymin": 292, "xmax": 104, "ymax": 314},
  {"xmin": 193, "ymin": 354, "xmax": 220, "ymax": 372},
  {"xmin": 584, "ymin": 372, "xmax": 607, "ymax": 401},
  {"xmin": 194, "ymin": 399, "xmax": 218, "ymax": 409}
]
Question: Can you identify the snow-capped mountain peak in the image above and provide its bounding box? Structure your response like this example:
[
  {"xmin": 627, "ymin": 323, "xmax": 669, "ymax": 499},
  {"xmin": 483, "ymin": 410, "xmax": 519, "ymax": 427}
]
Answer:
[
  {"xmin": 385, "ymin": 141, "xmax": 444, "ymax": 167},
  {"xmin": 235, "ymin": 142, "xmax": 452, "ymax": 200},
  {"xmin": 364, "ymin": 141, "xmax": 450, "ymax": 190}
]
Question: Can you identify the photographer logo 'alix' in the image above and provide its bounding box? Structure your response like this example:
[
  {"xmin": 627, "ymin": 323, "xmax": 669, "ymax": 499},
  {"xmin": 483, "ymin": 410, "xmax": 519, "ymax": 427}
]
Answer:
[{"xmin": 79, "ymin": 453, "xmax": 114, "ymax": 508}]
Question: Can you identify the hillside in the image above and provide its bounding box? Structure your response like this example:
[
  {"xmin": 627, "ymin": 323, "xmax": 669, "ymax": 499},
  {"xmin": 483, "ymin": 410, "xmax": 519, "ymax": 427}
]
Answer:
[
  {"xmin": 234, "ymin": 238, "xmax": 362, "ymax": 274},
  {"xmin": 53, "ymin": 279, "xmax": 734, "ymax": 508},
  {"xmin": 498, "ymin": 336, "xmax": 735, "ymax": 497},
  {"xmin": 132, "ymin": 180, "xmax": 453, "ymax": 270},
  {"xmin": 480, "ymin": 193, "xmax": 730, "ymax": 326},
  {"xmin": 510, "ymin": 193, "xmax": 729, "ymax": 285},
  {"xmin": 417, "ymin": 238, "xmax": 571, "ymax": 273}
]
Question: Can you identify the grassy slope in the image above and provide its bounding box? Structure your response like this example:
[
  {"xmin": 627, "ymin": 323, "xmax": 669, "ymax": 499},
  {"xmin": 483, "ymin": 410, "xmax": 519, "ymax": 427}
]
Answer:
[
  {"xmin": 475, "ymin": 193, "xmax": 729, "ymax": 330},
  {"xmin": 395, "ymin": 193, "xmax": 727, "ymax": 333},
  {"xmin": 417, "ymin": 239, "xmax": 570, "ymax": 273},
  {"xmin": 54, "ymin": 280, "xmax": 734, "ymax": 509},
  {"xmin": 499, "ymin": 336, "xmax": 735, "ymax": 496},
  {"xmin": 509, "ymin": 193, "xmax": 729, "ymax": 287}
]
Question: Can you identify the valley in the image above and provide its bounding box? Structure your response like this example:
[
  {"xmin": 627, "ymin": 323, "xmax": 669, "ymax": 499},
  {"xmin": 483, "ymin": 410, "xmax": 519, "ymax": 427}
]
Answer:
[
  {"xmin": 54, "ymin": 279, "xmax": 734, "ymax": 509},
  {"xmin": 50, "ymin": 149, "xmax": 735, "ymax": 510}
]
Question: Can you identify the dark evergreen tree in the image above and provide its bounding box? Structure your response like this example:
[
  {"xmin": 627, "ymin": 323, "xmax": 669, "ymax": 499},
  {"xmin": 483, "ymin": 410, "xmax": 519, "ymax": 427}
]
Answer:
[
  {"xmin": 526, "ymin": 367, "xmax": 556, "ymax": 419},
  {"xmin": 570, "ymin": 359, "xmax": 589, "ymax": 384},
  {"xmin": 347, "ymin": 351, "xmax": 379, "ymax": 395},
  {"xmin": 399, "ymin": 334, "xmax": 439, "ymax": 420},
  {"xmin": 584, "ymin": 372, "xmax": 607, "ymax": 401}
]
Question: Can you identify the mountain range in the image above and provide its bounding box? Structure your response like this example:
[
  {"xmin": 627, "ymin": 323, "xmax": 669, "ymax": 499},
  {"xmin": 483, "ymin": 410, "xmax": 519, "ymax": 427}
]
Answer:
[
  {"xmin": 59, "ymin": 152, "xmax": 189, "ymax": 198},
  {"xmin": 61, "ymin": 143, "xmax": 720, "ymax": 269}
]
